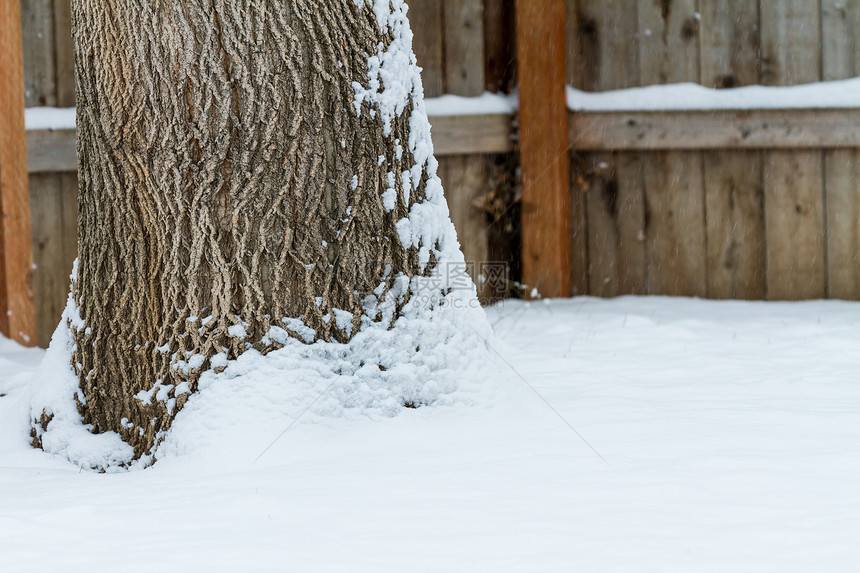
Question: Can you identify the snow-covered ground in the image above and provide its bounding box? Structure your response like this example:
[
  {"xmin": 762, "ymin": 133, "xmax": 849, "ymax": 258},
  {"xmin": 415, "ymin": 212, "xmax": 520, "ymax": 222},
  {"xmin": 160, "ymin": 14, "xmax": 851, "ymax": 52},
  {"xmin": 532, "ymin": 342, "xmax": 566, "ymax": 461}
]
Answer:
[{"xmin": 2, "ymin": 296, "xmax": 859, "ymax": 572}]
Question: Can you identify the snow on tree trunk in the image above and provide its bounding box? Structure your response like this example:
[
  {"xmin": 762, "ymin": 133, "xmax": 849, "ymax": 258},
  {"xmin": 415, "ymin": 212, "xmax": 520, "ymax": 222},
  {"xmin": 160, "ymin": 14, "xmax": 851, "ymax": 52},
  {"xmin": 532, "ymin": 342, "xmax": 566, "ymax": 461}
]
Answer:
[{"xmin": 30, "ymin": 0, "xmax": 486, "ymax": 466}]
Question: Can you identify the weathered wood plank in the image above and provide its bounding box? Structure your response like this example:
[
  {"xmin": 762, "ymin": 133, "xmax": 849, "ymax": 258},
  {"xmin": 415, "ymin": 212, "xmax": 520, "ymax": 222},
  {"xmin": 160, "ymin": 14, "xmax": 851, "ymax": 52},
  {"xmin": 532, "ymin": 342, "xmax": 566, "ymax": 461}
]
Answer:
[
  {"xmin": 637, "ymin": 0, "xmax": 704, "ymax": 297},
  {"xmin": 438, "ymin": 155, "xmax": 491, "ymax": 297},
  {"xmin": 569, "ymin": 109, "xmax": 860, "ymax": 151},
  {"xmin": 699, "ymin": 0, "xmax": 764, "ymax": 299},
  {"xmin": 440, "ymin": 0, "xmax": 491, "ymax": 298},
  {"xmin": 482, "ymin": 0, "xmax": 517, "ymax": 297},
  {"xmin": 638, "ymin": 0, "xmax": 700, "ymax": 85},
  {"xmin": 700, "ymin": 0, "xmax": 763, "ymax": 295},
  {"xmin": 699, "ymin": 0, "xmax": 760, "ymax": 88},
  {"xmin": 52, "ymin": 0, "xmax": 74, "ymax": 107},
  {"xmin": 761, "ymin": 0, "xmax": 825, "ymax": 301},
  {"xmin": 763, "ymin": 151, "xmax": 826, "ymax": 300},
  {"xmin": 21, "ymin": 0, "xmax": 75, "ymax": 343},
  {"xmin": 444, "ymin": 0, "xmax": 485, "ymax": 97},
  {"xmin": 585, "ymin": 153, "xmax": 647, "ymax": 296},
  {"xmin": 583, "ymin": 152, "xmax": 616, "ymax": 296},
  {"xmin": 569, "ymin": 171, "xmax": 588, "ymax": 296},
  {"xmin": 760, "ymin": 0, "xmax": 822, "ymax": 85},
  {"xmin": 641, "ymin": 151, "xmax": 707, "ymax": 296},
  {"xmin": 703, "ymin": 151, "xmax": 766, "ymax": 299},
  {"xmin": 0, "ymin": 0, "xmax": 38, "ymax": 345},
  {"xmin": 568, "ymin": 0, "xmax": 643, "ymax": 296},
  {"xmin": 563, "ymin": 0, "xmax": 593, "ymax": 295},
  {"xmin": 567, "ymin": 0, "xmax": 639, "ymax": 91},
  {"xmin": 823, "ymin": 149, "xmax": 860, "ymax": 299},
  {"xmin": 20, "ymin": 0, "xmax": 55, "ymax": 107},
  {"xmin": 59, "ymin": 172, "xmax": 77, "ymax": 271},
  {"xmin": 821, "ymin": 0, "xmax": 860, "ymax": 81},
  {"xmin": 483, "ymin": 0, "xmax": 515, "ymax": 93},
  {"xmin": 429, "ymin": 114, "xmax": 513, "ymax": 156},
  {"xmin": 29, "ymin": 174, "xmax": 65, "ymax": 346},
  {"xmin": 408, "ymin": 0, "xmax": 445, "ymax": 98},
  {"xmin": 516, "ymin": 0, "xmax": 570, "ymax": 297},
  {"xmin": 26, "ymin": 129, "xmax": 77, "ymax": 172},
  {"xmin": 822, "ymin": 0, "xmax": 860, "ymax": 299},
  {"xmin": 610, "ymin": 154, "xmax": 647, "ymax": 295}
]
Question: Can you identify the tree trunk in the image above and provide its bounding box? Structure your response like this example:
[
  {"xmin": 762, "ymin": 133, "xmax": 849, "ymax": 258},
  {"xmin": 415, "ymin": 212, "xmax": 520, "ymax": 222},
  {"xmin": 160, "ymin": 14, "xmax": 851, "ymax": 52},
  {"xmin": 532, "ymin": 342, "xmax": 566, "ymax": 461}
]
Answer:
[{"xmin": 64, "ymin": 0, "xmax": 446, "ymax": 460}]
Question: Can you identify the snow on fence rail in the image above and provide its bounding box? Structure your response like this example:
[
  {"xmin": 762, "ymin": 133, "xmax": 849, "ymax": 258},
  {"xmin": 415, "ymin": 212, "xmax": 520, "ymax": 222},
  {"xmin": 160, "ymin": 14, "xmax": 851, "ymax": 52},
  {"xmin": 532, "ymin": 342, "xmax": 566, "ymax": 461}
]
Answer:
[
  {"xmin": 27, "ymin": 107, "xmax": 860, "ymax": 174},
  {"xmin": 567, "ymin": 79, "xmax": 860, "ymax": 150},
  {"xmin": 28, "ymin": 78, "xmax": 860, "ymax": 174},
  {"xmin": 27, "ymin": 77, "xmax": 860, "ymax": 174}
]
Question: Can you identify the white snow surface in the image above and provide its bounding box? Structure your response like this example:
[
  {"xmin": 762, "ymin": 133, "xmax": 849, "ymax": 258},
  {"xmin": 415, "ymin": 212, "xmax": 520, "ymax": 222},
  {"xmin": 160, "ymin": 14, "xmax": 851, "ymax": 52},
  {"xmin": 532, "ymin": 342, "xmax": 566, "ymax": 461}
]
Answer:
[
  {"xmin": 567, "ymin": 77, "xmax": 860, "ymax": 111},
  {"xmin": 423, "ymin": 91, "xmax": 518, "ymax": 116},
  {"xmin": 3, "ymin": 296, "xmax": 860, "ymax": 571},
  {"xmin": 24, "ymin": 107, "xmax": 76, "ymax": 130}
]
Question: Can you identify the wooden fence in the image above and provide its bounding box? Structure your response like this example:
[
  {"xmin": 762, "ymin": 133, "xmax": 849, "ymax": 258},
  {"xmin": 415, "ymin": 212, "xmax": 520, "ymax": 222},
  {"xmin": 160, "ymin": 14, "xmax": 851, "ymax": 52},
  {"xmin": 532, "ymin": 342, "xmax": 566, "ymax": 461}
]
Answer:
[
  {"xmin": 566, "ymin": 0, "xmax": 860, "ymax": 302},
  {"xmin": 13, "ymin": 0, "xmax": 860, "ymax": 347},
  {"xmin": 20, "ymin": 1, "xmax": 76, "ymax": 347}
]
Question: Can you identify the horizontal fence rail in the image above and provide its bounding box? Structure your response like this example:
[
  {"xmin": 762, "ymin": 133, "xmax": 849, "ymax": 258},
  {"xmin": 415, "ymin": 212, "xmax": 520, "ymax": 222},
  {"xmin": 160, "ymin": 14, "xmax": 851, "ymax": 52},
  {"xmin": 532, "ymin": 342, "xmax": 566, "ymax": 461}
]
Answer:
[
  {"xmin": 26, "ymin": 129, "xmax": 76, "ymax": 172},
  {"xmin": 29, "ymin": 105, "xmax": 860, "ymax": 174},
  {"xmin": 569, "ymin": 109, "xmax": 860, "ymax": 151},
  {"xmin": 26, "ymin": 112, "xmax": 516, "ymax": 174}
]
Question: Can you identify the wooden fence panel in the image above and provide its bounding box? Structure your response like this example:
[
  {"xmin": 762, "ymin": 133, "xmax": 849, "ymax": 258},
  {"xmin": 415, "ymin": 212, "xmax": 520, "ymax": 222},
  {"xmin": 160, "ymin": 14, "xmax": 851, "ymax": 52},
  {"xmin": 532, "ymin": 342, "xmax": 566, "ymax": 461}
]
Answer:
[
  {"xmin": 700, "ymin": 1, "xmax": 765, "ymax": 299},
  {"xmin": 440, "ymin": 0, "xmax": 492, "ymax": 299},
  {"xmin": 445, "ymin": 0, "xmax": 486, "ymax": 96},
  {"xmin": 822, "ymin": 151, "xmax": 860, "ymax": 299},
  {"xmin": 760, "ymin": 0, "xmax": 826, "ymax": 300},
  {"xmin": 642, "ymin": 150, "xmax": 707, "ymax": 297},
  {"xmin": 638, "ymin": 0, "xmax": 706, "ymax": 297},
  {"xmin": 822, "ymin": 0, "xmax": 860, "ymax": 299},
  {"xmin": 703, "ymin": 151, "xmax": 766, "ymax": 300},
  {"xmin": 568, "ymin": 0, "xmax": 646, "ymax": 297},
  {"xmin": 566, "ymin": 0, "xmax": 860, "ymax": 302},
  {"xmin": 567, "ymin": 0, "xmax": 639, "ymax": 91},
  {"xmin": 409, "ymin": 0, "xmax": 445, "ymax": 98},
  {"xmin": 483, "ymin": 0, "xmax": 515, "ymax": 93},
  {"xmin": 20, "ymin": 0, "xmax": 56, "ymax": 107},
  {"xmin": 586, "ymin": 153, "xmax": 648, "ymax": 296},
  {"xmin": 763, "ymin": 152, "xmax": 826, "ymax": 300},
  {"xmin": 30, "ymin": 173, "xmax": 77, "ymax": 347},
  {"xmin": 699, "ymin": 0, "xmax": 760, "ymax": 89},
  {"xmin": 52, "ymin": 0, "xmax": 74, "ymax": 107},
  {"xmin": 21, "ymin": 0, "xmax": 77, "ymax": 345},
  {"xmin": 637, "ymin": 0, "xmax": 700, "ymax": 85}
]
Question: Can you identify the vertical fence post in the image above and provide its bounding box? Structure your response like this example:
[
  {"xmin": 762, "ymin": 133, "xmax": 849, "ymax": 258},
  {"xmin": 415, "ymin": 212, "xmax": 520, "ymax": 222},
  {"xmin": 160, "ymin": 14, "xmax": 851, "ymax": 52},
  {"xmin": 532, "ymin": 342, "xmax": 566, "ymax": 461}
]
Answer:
[
  {"xmin": 0, "ymin": 0, "xmax": 37, "ymax": 346},
  {"xmin": 515, "ymin": 0, "xmax": 571, "ymax": 298}
]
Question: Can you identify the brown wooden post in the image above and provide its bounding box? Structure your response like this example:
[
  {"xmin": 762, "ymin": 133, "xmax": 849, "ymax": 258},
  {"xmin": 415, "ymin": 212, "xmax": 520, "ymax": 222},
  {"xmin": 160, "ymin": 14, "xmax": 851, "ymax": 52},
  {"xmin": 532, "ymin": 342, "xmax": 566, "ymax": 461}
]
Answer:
[
  {"xmin": 0, "ymin": 0, "xmax": 37, "ymax": 346},
  {"xmin": 515, "ymin": 0, "xmax": 571, "ymax": 297}
]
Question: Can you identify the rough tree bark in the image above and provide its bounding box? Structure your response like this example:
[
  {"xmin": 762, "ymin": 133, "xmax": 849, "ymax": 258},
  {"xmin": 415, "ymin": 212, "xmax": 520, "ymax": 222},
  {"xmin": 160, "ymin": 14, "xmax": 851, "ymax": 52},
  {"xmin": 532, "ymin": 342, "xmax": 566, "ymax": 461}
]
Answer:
[{"xmin": 61, "ymin": 1, "xmax": 437, "ymax": 460}]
